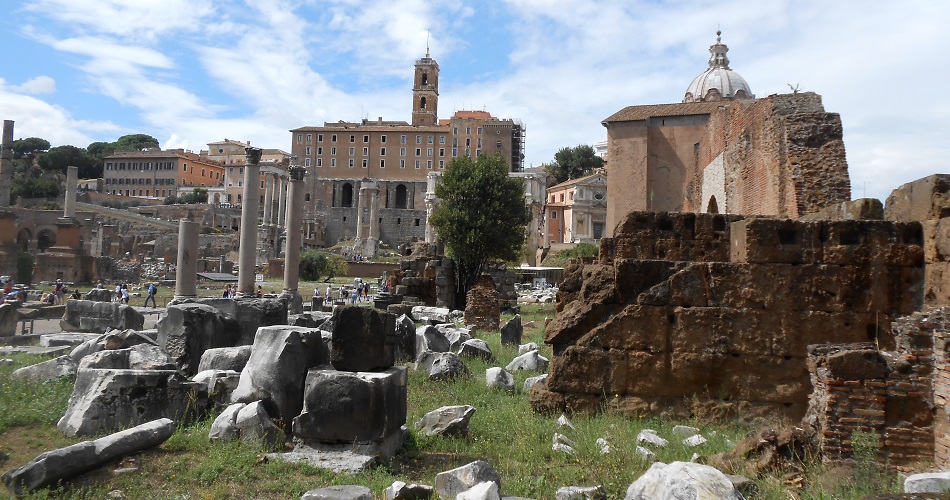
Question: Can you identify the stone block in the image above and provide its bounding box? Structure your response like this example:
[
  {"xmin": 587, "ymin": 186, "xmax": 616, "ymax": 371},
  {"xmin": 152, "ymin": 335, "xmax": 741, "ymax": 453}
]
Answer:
[
  {"xmin": 157, "ymin": 303, "xmax": 243, "ymax": 375},
  {"xmin": 198, "ymin": 345, "xmax": 253, "ymax": 372},
  {"xmin": 671, "ymin": 307, "xmax": 773, "ymax": 356},
  {"xmin": 0, "ymin": 303, "xmax": 19, "ymax": 337},
  {"xmin": 178, "ymin": 297, "xmax": 288, "ymax": 345},
  {"xmin": 330, "ymin": 306, "xmax": 395, "ymax": 372},
  {"xmin": 60, "ymin": 300, "xmax": 144, "ymax": 334},
  {"xmin": 11, "ymin": 355, "xmax": 77, "ymax": 382},
  {"xmin": 884, "ymin": 174, "xmax": 950, "ymax": 222},
  {"xmin": 730, "ymin": 218, "xmax": 823, "ymax": 265},
  {"xmin": 293, "ymin": 366, "xmax": 407, "ymax": 443}
]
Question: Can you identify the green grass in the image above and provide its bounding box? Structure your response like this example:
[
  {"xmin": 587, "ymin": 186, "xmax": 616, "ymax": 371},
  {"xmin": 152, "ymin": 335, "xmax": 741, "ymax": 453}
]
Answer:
[{"xmin": 0, "ymin": 306, "xmax": 905, "ymax": 499}]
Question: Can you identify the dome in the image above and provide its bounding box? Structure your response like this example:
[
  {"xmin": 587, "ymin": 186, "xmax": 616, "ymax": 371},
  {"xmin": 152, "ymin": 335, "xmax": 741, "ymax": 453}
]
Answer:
[{"xmin": 683, "ymin": 31, "xmax": 753, "ymax": 103}]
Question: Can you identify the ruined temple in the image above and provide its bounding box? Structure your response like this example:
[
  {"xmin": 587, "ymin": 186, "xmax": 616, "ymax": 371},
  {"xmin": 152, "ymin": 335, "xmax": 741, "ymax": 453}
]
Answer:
[{"xmin": 603, "ymin": 32, "xmax": 850, "ymax": 233}]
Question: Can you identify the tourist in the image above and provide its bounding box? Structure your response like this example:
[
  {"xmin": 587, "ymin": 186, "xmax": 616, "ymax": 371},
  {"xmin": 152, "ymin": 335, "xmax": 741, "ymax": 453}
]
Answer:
[
  {"xmin": 120, "ymin": 283, "xmax": 129, "ymax": 304},
  {"xmin": 114, "ymin": 283, "xmax": 122, "ymax": 303},
  {"xmin": 350, "ymin": 287, "xmax": 358, "ymax": 304},
  {"xmin": 312, "ymin": 288, "xmax": 320, "ymax": 310},
  {"xmin": 222, "ymin": 285, "xmax": 230, "ymax": 298},
  {"xmin": 256, "ymin": 285, "xmax": 263, "ymax": 298},
  {"xmin": 71, "ymin": 289, "xmax": 81, "ymax": 300},
  {"xmin": 364, "ymin": 284, "xmax": 369, "ymax": 301},
  {"xmin": 356, "ymin": 282, "xmax": 363, "ymax": 302},
  {"xmin": 54, "ymin": 279, "xmax": 64, "ymax": 304},
  {"xmin": 144, "ymin": 282, "xmax": 157, "ymax": 308},
  {"xmin": 96, "ymin": 280, "xmax": 104, "ymax": 289},
  {"xmin": 3, "ymin": 279, "xmax": 13, "ymax": 296},
  {"xmin": 325, "ymin": 286, "xmax": 331, "ymax": 304}
]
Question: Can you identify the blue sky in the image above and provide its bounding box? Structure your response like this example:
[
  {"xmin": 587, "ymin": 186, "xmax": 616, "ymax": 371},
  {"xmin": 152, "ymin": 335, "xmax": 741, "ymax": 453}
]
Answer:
[{"xmin": 1, "ymin": 0, "xmax": 948, "ymax": 203}]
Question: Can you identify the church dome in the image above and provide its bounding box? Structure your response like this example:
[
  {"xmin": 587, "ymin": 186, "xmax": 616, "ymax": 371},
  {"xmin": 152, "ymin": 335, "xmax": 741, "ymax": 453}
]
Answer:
[{"xmin": 683, "ymin": 31, "xmax": 753, "ymax": 103}]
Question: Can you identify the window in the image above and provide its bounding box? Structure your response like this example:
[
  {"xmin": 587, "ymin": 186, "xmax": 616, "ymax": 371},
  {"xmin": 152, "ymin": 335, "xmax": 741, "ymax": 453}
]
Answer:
[
  {"xmin": 476, "ymin": 149, "xmax": 482, "ymax": 156},
  {"xmin": 317, "ymin": 147, "xmax": 323, "ymax": 154},
  {"xmin": 305, "ymin": 158, "xmax": 311, "ymax": 166},
  {"xmin": 306, "ymin": 134, "xmax": 312, "ymax": 142},
  {"xmin": 477, "ymin": 138, "xmax": 483, "ymax": 148},
  {"xmin": 400, "ymin": 160, "xmax": 406, "ymax": 168},
  {"xmin": 439, "ymin": 136, "xmax": 446, "ymax": 144},
  {"xmin": 331, "ymin": 158, "xmax": 336, "ymax": 167},
  {"xmin": 428, "ymin": 136, "xmax": 433, "ymax": 144},
  {"xmin": 400, "ymin": 135, "xmax": 407, "ymax": 144},
  {"xmin": 427, "ymin": 160, "xmax": 433, "ymax": 169},
  {"xmin": 331, "ymin": 147, "xmax": 337, "ymax": 155},
  {"xmin": 439, "ymin": 160, "xmax": 444, "ymax": 169},
  {"xmin": 416, "ymin": 135, "xmax": 422, "ymax": 144},
  {"xmin": 331, "ymin": 134, "xmax": 337, "ymax": 142},
  {"xmin": 420, "ymin": 97, "xmax": 427, "ymax": 110},
  {"xmin": 415, "ymin": 148, "xmax": 421, "ymax": 156},
  {"xmin": 466, "ymin": 127, "xmax": 471, "ymax": 134},
  {"xmin": 182, "ymin": 164, "xmax": 187, "ymax": 172},
  {"xmin": 415, "ymin": 160, "xmax": 421, "ymax": 169},
  {"xmin": 349, "ymin": 159, "xmax": 354, "ymax": 167},
  {"xmin": 380, "ymin": 159, "xmax": 386, "ymax": 168},
  {"xmin": 400, "ymin": 147, "xmax": 406, "ymax": 156},
  {"xmin": 350, "ymin": 135, "xmax": 355, "ymax": 143},
  {"xmin": 341, "ymin": 183, "xmax": 353, "ymax": 207},
  {"xmin": 362, "ymin": 159, "xmax": 367, "ymax": 168},
  {"xmin": 380, "ymin": 147, "xmax": 386, "ymax": 156},
  {"xmin": 363, "ymin": 135, "xmax": 369, "ymax": 143},
  {"xmin": 466, "ymin": 138, "xmax": 471, "ymax": 146},
  {"xmin": 427, "ymin": 148, "xmax": 433, "ymax": 157},
  {"xmin": 551, "ymin": 211, "xmax": 557, "ymax": 219},
  {"xmin": 395, "ymin": 184, "xmax": 408, "ymax": 208},
  {"xmin": 297, "ymin": 134, "xmax": 303, "ymax": 143},
  {"xmin": 439, "ymin": 148, "xmax": 445, "ymax": 157},
  {"xmin": 452, "ymin": 148, "xmax": 458, "ymax": 157},
  {"xmin": 318, "ymin": 134, "xmax": 323, "ymax": 142},
  {"xmin": 453, "ymin": 137, "xmax": 458, "ymax": 147},
  {"xmin": 477, "ymin": 127, "xmax": 483, "ymax": 134},
  {"xmin": 306, "ymin": 146, "xmax": 311, "ymax": 155},
  {"xmin": 305, "ymin": 193, "xmax": 311, "ymax": 202},
  {"xmin": 362, "ymin": 147, "xmax": 368, "ymax": 156},
  {"xmin": 349, "ymin": 147, "xmax": 355, "ymax": 156},
  {"xmin": 453, "ymin": 127, "xmax": 458, "ymax": 134},
  {"xmin": 317, "ymin": 158, "xmax": 322, "ymax": 167},
  {"xmin": 201, "ymin": 168, "xmax": 206, "ymax": 176}
]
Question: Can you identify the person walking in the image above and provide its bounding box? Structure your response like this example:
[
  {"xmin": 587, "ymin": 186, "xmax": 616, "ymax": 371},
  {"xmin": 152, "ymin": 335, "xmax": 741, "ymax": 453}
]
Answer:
[
  {"xmin": 54, "ymin": 279, "xmax": 64, "ymax": 304},
  {"xmin": 312, "ymin": 288, "xmax": 320, "ymax": 311},
  {"xmin": 325, "ymin": 286, "xmax": 331, "ymax": 305},
  {"xmin": 120, "ymin": 284, "xmax": 129, "ymax": 304},
  {"xmin": 144, "ymin": 282, "xmax": 157, "ymax": 308},
  {"xmin": 114, "ymin": 283, "xmax": 122, "ymax": 303}
]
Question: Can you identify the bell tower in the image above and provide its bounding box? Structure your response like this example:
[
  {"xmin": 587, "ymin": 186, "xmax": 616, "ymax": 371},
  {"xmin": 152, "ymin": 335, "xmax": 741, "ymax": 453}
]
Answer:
[{"xmin": 411, "ymin": 49, "xmax": 439, "ymax": 126}]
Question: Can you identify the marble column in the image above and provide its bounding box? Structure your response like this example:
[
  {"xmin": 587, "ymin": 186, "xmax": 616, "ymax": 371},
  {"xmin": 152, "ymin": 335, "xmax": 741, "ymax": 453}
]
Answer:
[
  {"xmin": 64, "ymin": 165, "xmax": 78, "ymax": 219},
  {"xmin": 0, "ymin": 120, "xmax": 13, "ymax": 207},
  {"xmin": 424, "ymin": 173, "xmax": 441, "ymax": 244},
  {"xmin": 237, "ymin": 147, "xmax": 262, "ymax": 296},
  {"xmin": 277, "ymin": 176, "xmax": 287, "ymax": 229},
  {"xmin": 280, "ymin": 163, "xmax": 306, "ymax": 313},
  {"xmin": 262, "ymin": 172, "xmax": 274, "ymax": 226},
  {"xmin": 174, "ymin": 219, "xmax": 199, "ymax": 299}
]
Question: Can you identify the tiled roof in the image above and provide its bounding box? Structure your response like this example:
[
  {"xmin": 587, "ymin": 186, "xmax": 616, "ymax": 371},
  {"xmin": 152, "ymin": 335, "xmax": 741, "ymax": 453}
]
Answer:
[
  {"xmin": 601, "ymin": 101, "xmax": 724, "ymax": 124},
  {"xmin": 547, "ymin": 171, "xmax": 607, "ymax": 191}
]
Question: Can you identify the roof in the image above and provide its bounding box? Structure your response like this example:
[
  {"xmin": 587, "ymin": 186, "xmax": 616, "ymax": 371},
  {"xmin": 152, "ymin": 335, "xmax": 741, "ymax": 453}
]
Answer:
[
  {"xmin": 547, "ymin": 171, "xmax": 607, "ymax": 191},
  {"xmin": 197, "ymin": 272, "xmax": 238, "ymax": 282},
  {"xmin": 602, "ymin": 101, "xmax": 723, "ymax": 124},
  {"xmin": 450, "ymin": 110, "xmax": 495, "ymax": 120}
]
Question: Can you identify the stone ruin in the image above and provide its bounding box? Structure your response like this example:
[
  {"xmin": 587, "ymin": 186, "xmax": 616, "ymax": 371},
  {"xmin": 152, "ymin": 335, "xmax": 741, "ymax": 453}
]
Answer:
[{"xmin": 531, "ymin": 210, "xmax": 924, "ymax": 421}]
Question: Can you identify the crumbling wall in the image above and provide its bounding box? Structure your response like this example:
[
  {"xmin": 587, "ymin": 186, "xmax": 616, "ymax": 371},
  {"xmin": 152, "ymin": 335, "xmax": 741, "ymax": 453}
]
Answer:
[{"xmin": 532, "ymin": 212, "xmax": 924, "ymax": 421}]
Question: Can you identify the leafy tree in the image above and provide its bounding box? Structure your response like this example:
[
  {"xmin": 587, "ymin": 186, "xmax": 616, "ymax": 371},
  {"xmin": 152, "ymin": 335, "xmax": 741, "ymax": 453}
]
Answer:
[
  {"xmin": 11, "ymin": 137, "xmax": 50, "ymax": 161},
  {"xmin": 299, "ymin": 250, "xmax": 348, "ymax": 281},
  {"xmin": 544, "ymin": 144, "xmax": 604, "ymax": 184},
  {"xmin": 37, "ymin": 145, "xmax": 99, "ymax": 178},
  {"xmin": 113, "ymin": 134, "xmax": 159, "ymax": 152},
  {"xmin": 430, "ymin": 153, "xmax": 532, "ymax": 308},
  {"xmin": 86, "ymin": 141, "xmax": 116, "ymax": 161},
  {"xmin": 10, "ymin": 176, "xmax": 59, "ymax": 199}
]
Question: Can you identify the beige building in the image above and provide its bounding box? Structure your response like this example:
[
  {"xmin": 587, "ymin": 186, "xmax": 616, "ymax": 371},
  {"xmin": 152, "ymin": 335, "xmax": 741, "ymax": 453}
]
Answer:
[
  {"xmin": 544, "ymin": 171, "xmax": 608, "ymax": 244},
  {"xmin": 202, "ymin": 139, "xmax": 290, "ymax": 206},
  {"xmin": 103, "ymin": 149, "xmax": 225, "ymax": 199},
  {"xmin": 603, "ymin": 31, "xmax": 851, "ymax": 235},
  {"xmin": 290, "ymin": 51, "xmax": 525, "ymax": 256}
]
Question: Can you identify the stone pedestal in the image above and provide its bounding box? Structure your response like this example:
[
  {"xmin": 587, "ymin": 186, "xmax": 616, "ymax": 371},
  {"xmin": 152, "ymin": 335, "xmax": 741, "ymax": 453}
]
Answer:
[
  {"xmin": 174, "ymin": 219, "xmax": 199, "ymax": 299},
  {"xmin": 237, "ymin": 148, "xmax": 262, "ymax": 297},
  {"xmin": 354, "ymin": 181, "xmax": 379, "ymax": 258}
]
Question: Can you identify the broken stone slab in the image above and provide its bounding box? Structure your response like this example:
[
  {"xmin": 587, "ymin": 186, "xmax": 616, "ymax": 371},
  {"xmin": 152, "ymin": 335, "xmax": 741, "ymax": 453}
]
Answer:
[
  {"xmin": 156, "ymin": 303, "xmax": 243, "ymax": 376},
  {"xmin": 78, "ymin": 349, "xmax": 129, "ymax": 370},
  {"xmin": 415, "ymin": 351, "xmax": 470, "ymax": 381},
  {"xmin": 434, "ymin": 460, "xmax": 501, "ymax": 500},
  {"xmin": 0, "ymin": 345, "xmax": 71, "ymax": 357},
  {"xmin": 500, "ymin": 314, "xmax": 522, "ymax": 345},
  {"xmin": 416, "ymin": 325, "xmax": 451, "ymax": 355},
  {"xmin": 459, "ymin": 339, "xmax": 493, "ymax": 361},
  {"xmin": 171, "ymin": 297, "xmax": 288, "ymax": 346},
  {"xmin": 77, "ymin": 344, "xmax": 175, "ymax": 371},
  {"xmin": 39, "ymin": 333, "xmax": 102, "ymax": 347},
  {"xmin": 523, "ymin": 374, "xmax": 547, "ymax": 392},
  {"xmin": 57, "ymin": 369, "xmax": 207, "ymax": 437},
  {"xmin": 193, "ymin": 369, "xmax": 241, "ymax": 404},
  {"xmin": 411, "ymin": 306, "xmax": 450, "ymax": 324},
  {"xmin": 235, "ymin": 400, "xmax": 284, "ymax": 449},
  {"xmin": 209, "ymin": 403, "xmax": 244, "ymax": 442},
  {"xmin": 300, "ymin": 485, "xmax": 373, "ymax": 500},
  {"xmin": 505, "ymin": 350, "xmax": 549, "ymax": 372},
  {"xmin": 289, "ymin": 311, "xmax": 333, "ymax": 329},
  {"xmin": 197, "ymin": 345, "xmax": 252, "ymax": 373},
  {"xmin": 683, "ymin": 434, "xmax": 708, "ymax": 447},
  {"xmin": 556, "ymin": 486, "xmax": 607, "ymax": 500},
  {"xmin": 596, "ymin": 438, "xmax": 611, "ymax": 455},
  {"xmin": 385, "ymin": 480, "xmax": 434, "ymax": 500},
  {"xmin": 268, "ymin": 427, "xmax": 407, "ymax": 474},
  {"xmin": 552, "ymin": 442, "xmax": 575, "ymax": 455},
  {"xmin": 330, "ymin": 306, "xmax": 395, "ymax": 372},
  {"xmin": 624, "ymin": 461, "xmax": 743, "ymax": 500},
  {"xmin": 457, "ymin": 481, "xmax": 501, "ymax": 500},
  {"xmin": 518, "ymin": 342, "xmax": 538, "ymax": 355},
  {"xmin": 553, "ymin": 433, "xmax": 576, "ymax": 448},
  {"xmin": 636, "ymin": 446, "xmax": 656, "ymax": 461},
  {"xmin": 394, "ymin": 314, "xmax": 417, "ymax": 362},
  {"xmin": 0, "ymin": 303, "xmax": 19, "ymax": 337},
  {"xmin": 415, "ymin": 405, "xmax": 476, "ymax": 437},
  {"xmin": 11, "ymin": 355, "xmax": 77, "ymax": 382},
  {"xmin": 557, "ymin": 414, "xmax": 575, "ymax": 430},
  {"xmin": 1, "ymin": 418, "xmax": 175, "ymax": 495},
  {"xmin": 673, "ymin": 425, "xmax": 700, "ymax": 438},
  {"xmin": 485, "ymin": 367, "xmax": 515, "ymax": 391},
  {"xmin": 69, "ymin": 335, "xmax": 104, "ymax": 362},
  {"xmin": 904, "ymin": 471, "xmax": 950, "ymax": 493},
  {"xmin": 637, "ymin": 430, "xmax": 668, "ymax": 448},
  {"xmin": 231, "ymin": 325, "xmax": 327, "ymax": 423},
  {"xmin": 60, "ymin": 300, "xmax": 144, "ymax": 334},
  {"xmin": 436, "ymin": 325, "xmax": 472, "ymax": 351},
  {"xmin": 83, "ymin": 288, "xmax": 114, "ymax": 302},
  {"xmin": 293, "ymin": 366, "xmax": 407, "ymax": 443}
]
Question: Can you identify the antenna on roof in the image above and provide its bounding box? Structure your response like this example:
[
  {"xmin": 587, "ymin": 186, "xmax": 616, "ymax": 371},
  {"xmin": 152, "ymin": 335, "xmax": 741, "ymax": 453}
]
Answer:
[
  {"xmin": 426, "ymin": 30, "xmax": 430, "ymax": 57},
  {"xmin": 788, "ymin": 83, "xmax": 800, "ymax": 94}
]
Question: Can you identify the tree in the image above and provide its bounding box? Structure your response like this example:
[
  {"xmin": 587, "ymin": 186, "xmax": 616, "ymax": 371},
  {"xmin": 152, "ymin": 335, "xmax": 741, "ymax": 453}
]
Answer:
[
  {"xmin": 544, "ymin": 144, "xmax": 604, "ymax": 184},
  {"xmin": 430, "ymin": 153, "xmax": 532, "ymax": 309},
  {"xmin": 10, "ymin": 176, "xmax": 59, "ymax": 199},
  {"xmin": 299, "ymin": 250, "xmax": 348, "ymax": 281},
  {"xmin": 113, "ymin": 134, "xmax": 160, "ymax": 152},
  {"xmin": 37, "ymin": 145, "xmax": 99, "ymax": 178},
  {"xmin": 11, "ymin": 137, "xmax": 50, "ymax": 161}
]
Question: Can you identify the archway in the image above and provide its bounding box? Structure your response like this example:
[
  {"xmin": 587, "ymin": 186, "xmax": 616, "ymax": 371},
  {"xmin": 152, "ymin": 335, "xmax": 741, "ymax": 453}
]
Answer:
[
  {"xmin": 16, "ymin": 228, "xmax": 31, "ymax": 252},
  {"xmin": 395, "ymin": 184, "xmax": 408, "ymax": 209},
  {"xmin": 706, "ymin": 196, "xmax": 719, "ymax": 214},
  {"xmin": 341, "ymin": 183, "xmax": 354, "ymax": 207}
]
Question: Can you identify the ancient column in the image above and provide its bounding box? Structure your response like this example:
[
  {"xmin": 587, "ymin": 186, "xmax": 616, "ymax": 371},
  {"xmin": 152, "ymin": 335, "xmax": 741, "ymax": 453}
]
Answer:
[
  {"xmin": 277, "ymin": 176, "xmax": 287, "ymax": 229},
  {"xmin": 367, "ymin": 186, "xmax": 380, "ymax": 257},
  {"xmin": 424, "ymin": 172, "xmax": 441, "ymax": 244},
  {"xmin": 0, "ymin": 120, "xmax": 13, "ymax": 207},
  {"xmin": 218, "ymin": 255, "xmax": 225, "ymax": 273},
  {"xmin": 64, "ymin": 165, "xmax": 78, "ymax": 219},
  {"xmin": 174, "ymin": 219, "xmax": 199, "ymax": 299},
  {"xmin": 280, "ymin": 163, "xmax": 306, "ymax": 313},
  {"xmin": 237, "ymin": 147, "xmax": 262, "ymax": 296},
  {"xmin": 262, "ymin": 172, "xmax": 274, "ymax": 226}
]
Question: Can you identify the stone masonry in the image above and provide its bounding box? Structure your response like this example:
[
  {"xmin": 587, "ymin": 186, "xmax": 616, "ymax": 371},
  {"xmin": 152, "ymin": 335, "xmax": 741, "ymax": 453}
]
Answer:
[{"xmin": 531, "ymin": 211, "xmax": 924, "ymax": 421}]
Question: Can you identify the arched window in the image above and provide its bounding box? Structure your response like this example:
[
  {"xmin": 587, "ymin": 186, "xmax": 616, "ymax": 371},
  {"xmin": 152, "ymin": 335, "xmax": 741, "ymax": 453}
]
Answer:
[
  {"xmin": 341, "ymin": 183, "xmax": 354, "ymax": 207},
  {"xmin": 421, "ymin": 72, "xmax": 428, "ymax": 85},
  {"xmin": 420, "ymin": 97, "xmax": 427, "ymax": 110},
  {"xmin": 395, "ymin": 184, "xmax": 408, "ymax": 209},
  {"xmin": 706, "ymin": 196, "xmax": 719, "ymax": 214},
  {"xmin": 305, "ymin": 193, "xmax": 311, "ymax": 202}
]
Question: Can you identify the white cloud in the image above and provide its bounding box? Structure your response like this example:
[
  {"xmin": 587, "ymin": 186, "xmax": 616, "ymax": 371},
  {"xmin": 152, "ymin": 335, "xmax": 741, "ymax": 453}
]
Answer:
[
  {"xmin": 0, "ymin": 79, "xmax": 118, "ymax": 146},
  {"xmin": 10, "ymin": 76, "xmax": 55, "ymax": 95},
  {"xmin": 22, "ymin": 0, "xmax": 215, "ymax": 42}
]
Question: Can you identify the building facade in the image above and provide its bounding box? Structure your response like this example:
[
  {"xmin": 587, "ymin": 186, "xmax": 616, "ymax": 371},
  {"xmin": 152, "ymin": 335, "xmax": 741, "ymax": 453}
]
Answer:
[
  {"xmin": 603, "ymin": 32, "xmax": 850, "ymax": 234},
  {"xmin": 103, "ymin": 149, "xmax": 225, "ymax": 199},
  {"xmin": 544, "ymin": 171, "xmax": 608, "ymax": 244},
  {"xmin": 290, "ymin": 51, "xmax": 526, "ymax": 256},
  {"xmin": 203, "ymin": 139, "xmax": 290, "ymax": 206}
]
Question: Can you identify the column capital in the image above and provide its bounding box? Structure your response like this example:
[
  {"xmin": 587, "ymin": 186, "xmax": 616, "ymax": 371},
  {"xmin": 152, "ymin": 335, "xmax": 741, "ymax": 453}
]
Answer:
[{"xmin": 245, "ymin": 147, "xmax": 262, "ymax": 165}]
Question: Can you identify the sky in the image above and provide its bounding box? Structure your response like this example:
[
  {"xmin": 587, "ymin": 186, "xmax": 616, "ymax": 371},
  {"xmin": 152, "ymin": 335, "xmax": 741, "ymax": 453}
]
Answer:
[{"xmin": 0, "ymin": 0, "xmax": 947, "ymax": 203}]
